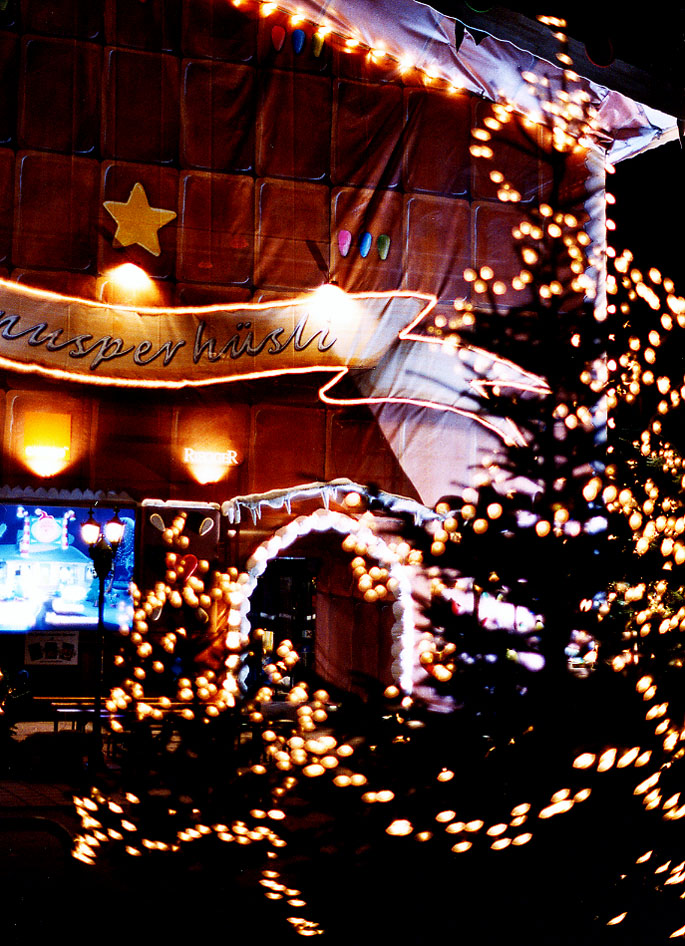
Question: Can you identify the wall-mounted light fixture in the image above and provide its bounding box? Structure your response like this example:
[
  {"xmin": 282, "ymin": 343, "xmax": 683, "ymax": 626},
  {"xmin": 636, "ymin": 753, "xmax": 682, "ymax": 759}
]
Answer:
[
  {"xmin": 97, "ymin": 263, "xmax": 159, "ymax": 306},
  {"xmin": 183, "ymin": 445, "xmax": 241, "ymax": 485},
  {"xmin": 23, "ymin": 411, "xmax": 72, "ymax": 477},
  {"xmin": 307, "ymin": 282, "xmax": 362, "ymax": 336}
]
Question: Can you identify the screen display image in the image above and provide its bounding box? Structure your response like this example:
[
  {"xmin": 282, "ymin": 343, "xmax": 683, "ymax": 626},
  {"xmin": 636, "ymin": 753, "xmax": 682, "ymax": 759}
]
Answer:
[{"xmin": 0, "ymin": 504, "xmax": 136, "ymax": 633}]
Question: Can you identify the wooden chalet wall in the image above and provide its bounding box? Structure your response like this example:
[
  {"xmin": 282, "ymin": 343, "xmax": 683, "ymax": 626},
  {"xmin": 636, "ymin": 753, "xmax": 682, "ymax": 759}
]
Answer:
[{"xmin": 0, "ymin": 0, "xmax": 592, "ymax": 508}]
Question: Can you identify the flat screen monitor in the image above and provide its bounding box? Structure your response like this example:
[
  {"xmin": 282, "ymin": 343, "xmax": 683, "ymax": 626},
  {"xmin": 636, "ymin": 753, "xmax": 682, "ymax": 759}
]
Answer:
[{"xmin": 0, "ymin": 503, "xmax": 136, "ymax": 633}]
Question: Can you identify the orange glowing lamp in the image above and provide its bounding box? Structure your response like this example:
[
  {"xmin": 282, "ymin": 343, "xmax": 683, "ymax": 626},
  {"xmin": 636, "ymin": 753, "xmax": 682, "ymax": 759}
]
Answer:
[
  {"xmin": 23, "ymin": 411, "xmax": 72, "ymax": 477},
  {"xmin": 183, "ymin": 445, "xmax": 241, "ymax": 484}
]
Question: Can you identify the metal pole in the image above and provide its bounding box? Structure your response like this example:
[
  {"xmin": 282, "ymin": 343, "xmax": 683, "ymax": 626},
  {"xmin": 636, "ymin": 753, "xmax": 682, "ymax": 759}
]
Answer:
[
  {"xmin": 90, "ymin": 571, "xmax": 105, "ymax": 772},
  {"xmin": 88, "ymin": 539, "xmax": 113, "ymax": 776}
]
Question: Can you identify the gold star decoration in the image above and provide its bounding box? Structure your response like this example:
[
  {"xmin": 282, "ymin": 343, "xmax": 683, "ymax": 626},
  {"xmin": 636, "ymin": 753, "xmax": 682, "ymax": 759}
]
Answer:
[{"xmin": 104, "ymin": 182, "xmax": 177, "ymax": 257}]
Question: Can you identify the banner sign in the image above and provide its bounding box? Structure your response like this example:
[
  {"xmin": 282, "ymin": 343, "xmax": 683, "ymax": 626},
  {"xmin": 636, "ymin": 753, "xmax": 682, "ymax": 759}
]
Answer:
[
  {"xmin": 0, "ymin": 281, "xmax": 547, "ymax": 441},
  {"xmin": 0, "ymin": 281, "xmax": 432, "ymax": 389}
]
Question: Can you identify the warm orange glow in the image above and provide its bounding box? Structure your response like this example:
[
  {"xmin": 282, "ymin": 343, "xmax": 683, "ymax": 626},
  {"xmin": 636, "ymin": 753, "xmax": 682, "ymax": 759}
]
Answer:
[
  {"xmin": 98, "ymin": 264, "xmax": 160, "ymax": 305},
  {"xmin": 110, "ymin": 263, "xmax": 151, "ymax": 293},
  {"xmin": 183, "ymin": 445, "xmax": 241, "ymax": 485},
  {"xmin": 386, "ymin": 819, "xmax": 413, "ymax": 836},
  {"xmin": 22, "ymin": 411, "xmax": 71, "ymax": 477},
  {"xmin": 309, "ymin": 281, "xmax": 359, "ymax": 315}
]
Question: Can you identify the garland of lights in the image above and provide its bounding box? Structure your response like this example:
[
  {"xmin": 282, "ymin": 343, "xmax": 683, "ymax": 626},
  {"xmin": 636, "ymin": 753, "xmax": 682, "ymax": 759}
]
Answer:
[
  {"xmin": 70, "ymin": 497, "xmax": 685, "ymax": 938},
  {"xmin": 229, "ymin": 1, "xmax": 613, "ymax": 152}
]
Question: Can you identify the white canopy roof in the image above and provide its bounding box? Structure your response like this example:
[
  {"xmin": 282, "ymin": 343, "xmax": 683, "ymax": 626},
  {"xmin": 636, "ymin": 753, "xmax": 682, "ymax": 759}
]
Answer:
[{"xmin": 272, "ymin": 0, "xmax": 677, "ymax": 162}]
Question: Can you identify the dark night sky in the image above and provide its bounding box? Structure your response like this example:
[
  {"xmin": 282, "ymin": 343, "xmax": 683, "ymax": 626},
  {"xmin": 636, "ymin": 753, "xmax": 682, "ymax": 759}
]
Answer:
[
  {"xmin": 430, "ymin": 1, "xmax": 685, "ymax": 89},
  {"xmin": 612, "ymin": 139, "xmax": 685, "ymax": 288}
]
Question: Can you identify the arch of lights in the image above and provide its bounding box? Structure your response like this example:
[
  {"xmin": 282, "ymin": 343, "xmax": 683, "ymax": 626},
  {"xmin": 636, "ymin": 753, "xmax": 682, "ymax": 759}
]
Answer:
[{"xmin": 242, "ymin": 508, "xmax": 417, "ymax": 693}]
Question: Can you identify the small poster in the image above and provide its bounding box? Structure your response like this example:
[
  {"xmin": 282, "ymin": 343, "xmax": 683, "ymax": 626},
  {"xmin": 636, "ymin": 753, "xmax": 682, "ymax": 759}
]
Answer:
[{"xmin": 25, "ymin": 629, "xmax": 79, "ymax": 666}]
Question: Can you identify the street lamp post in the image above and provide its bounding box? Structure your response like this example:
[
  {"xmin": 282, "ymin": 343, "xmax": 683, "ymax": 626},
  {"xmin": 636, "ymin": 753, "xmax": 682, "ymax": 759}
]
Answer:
[{"xmin": 81, "ymin": 509, "xmax": 125, "ymax": 773}]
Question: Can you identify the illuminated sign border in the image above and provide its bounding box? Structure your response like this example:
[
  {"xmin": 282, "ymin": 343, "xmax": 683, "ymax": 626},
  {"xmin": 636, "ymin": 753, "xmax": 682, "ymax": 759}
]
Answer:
[
  {"xmin": 0, "ymin": 280, "xmax": 547, "ymax": 444},
  {"xmin": 0, "ymin": 279, "xmax": 433, "ymax": 387}
]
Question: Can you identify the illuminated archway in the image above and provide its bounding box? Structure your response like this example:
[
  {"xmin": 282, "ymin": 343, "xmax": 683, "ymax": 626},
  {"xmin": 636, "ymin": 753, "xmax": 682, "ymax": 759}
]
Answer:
[{"xmin": 241, "ymin": 508, "xmax": 416, "ymax": 691}]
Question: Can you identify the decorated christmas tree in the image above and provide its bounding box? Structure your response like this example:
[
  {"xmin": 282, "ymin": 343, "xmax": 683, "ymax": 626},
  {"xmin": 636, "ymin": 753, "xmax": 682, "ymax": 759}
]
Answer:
[{"xmin": 407, "ymin": 21, "xmax": 614, "ymax": 729}]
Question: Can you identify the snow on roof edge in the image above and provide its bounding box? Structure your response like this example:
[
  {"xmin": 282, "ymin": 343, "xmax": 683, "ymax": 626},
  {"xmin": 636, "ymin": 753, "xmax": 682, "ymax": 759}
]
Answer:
[{"xmin": 276, "ymin": 0, "xmax": 677, "ymax": 161}]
